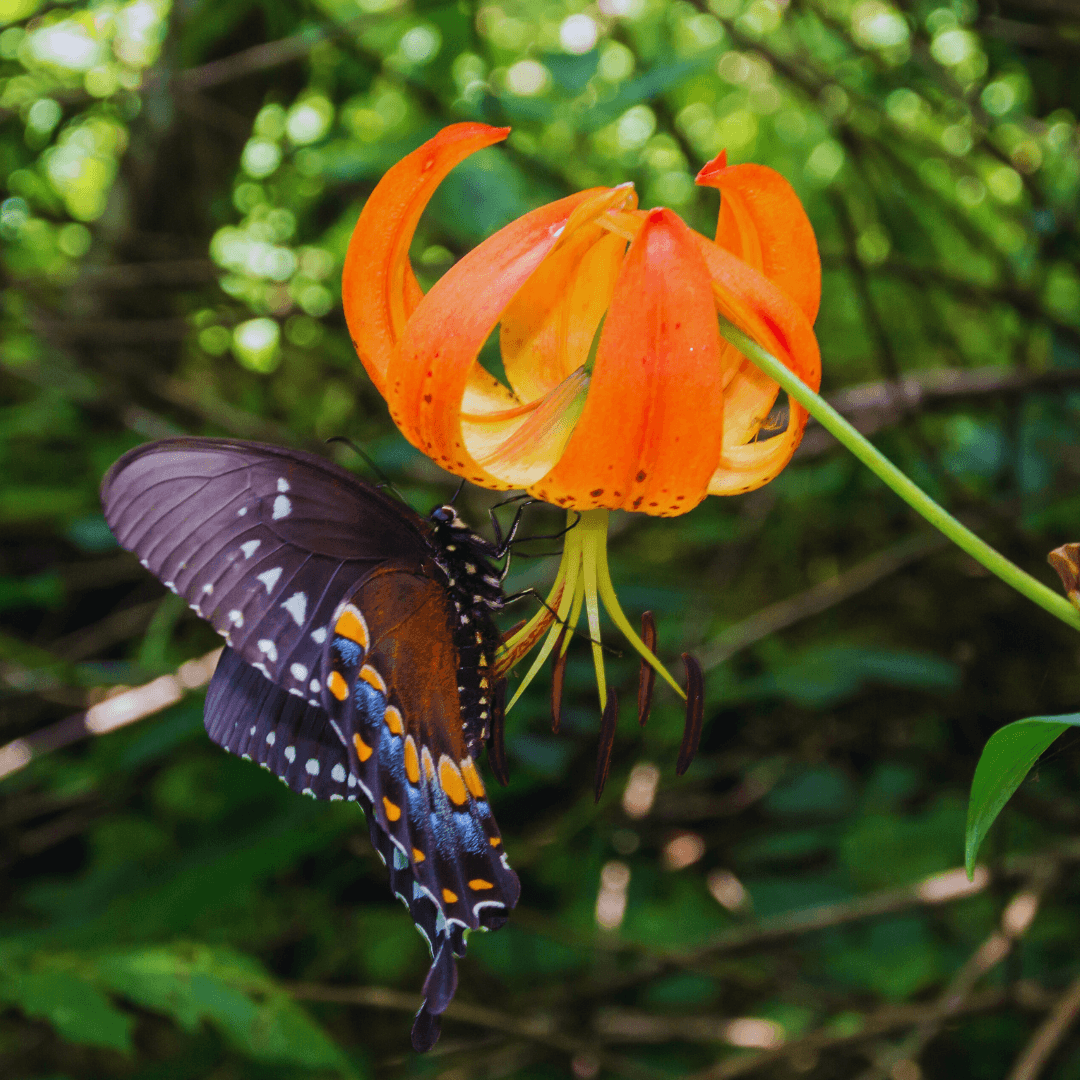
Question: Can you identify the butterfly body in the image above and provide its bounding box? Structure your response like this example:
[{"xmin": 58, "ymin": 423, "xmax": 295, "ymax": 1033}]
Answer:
[{"xmin": 101, "ymin": 438, "xmax": 519, "ymax": 1051}]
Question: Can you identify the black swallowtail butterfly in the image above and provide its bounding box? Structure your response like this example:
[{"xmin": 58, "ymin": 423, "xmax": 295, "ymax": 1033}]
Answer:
[{"xmin": 101, "ymin": 437, "xmax": 520, "ymax": 1052}]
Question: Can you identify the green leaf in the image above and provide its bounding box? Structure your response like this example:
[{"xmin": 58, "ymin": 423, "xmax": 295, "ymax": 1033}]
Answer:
[
  {"xmin": 965, "ymin": 714, "xmax": 1080, "ymax": 876},
  {"xmin": 0, "ymin": 960, "xmax": 133, "ymax": 1052},
  {"xmin": 93, "ymin": 944, "xmax": 350, "ymax": 1072}
]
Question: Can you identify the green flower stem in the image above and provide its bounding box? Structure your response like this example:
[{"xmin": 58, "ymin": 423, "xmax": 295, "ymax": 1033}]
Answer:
[{"xmin": 717, "ymin": 314, "xmax": 1080, "ymax": 636}]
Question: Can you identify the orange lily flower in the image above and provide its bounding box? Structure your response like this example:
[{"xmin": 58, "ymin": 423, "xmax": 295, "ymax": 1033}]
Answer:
[{"xmin": 342, "ymin": 123, "xmax": 821, "ymax": 755}]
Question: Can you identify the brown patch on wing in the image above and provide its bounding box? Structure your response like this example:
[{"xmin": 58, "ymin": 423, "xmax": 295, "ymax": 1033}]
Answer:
[{"xmin": 348, "ymin": 565, "xmax": 468, "ymax": 762}]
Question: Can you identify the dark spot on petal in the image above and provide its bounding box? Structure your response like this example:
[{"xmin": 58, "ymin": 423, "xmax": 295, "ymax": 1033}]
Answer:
[
  {"xmin": 632, "ymin": 496, "xmax": 643, "ymax": 509},
  {"xmin": 590, "ymin": 488, "xmax": 604, "ymax": 497},
  {"xmin": 424, "ymin": 394, "xmax": 432, "ymax": 403},
  {"xmin": 636, "ymin": 470, "xmax": 647, "ymax": 482}
]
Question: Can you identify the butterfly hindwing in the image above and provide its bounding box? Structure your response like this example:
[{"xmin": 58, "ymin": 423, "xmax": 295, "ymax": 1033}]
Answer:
[
  {"xmin": 101, "ymin": 439, "xmax": 431, "ymax": 693},
  {"xmin": 204, "ymin": 646, "xmax": 355, "ymax": 800},
  {"xmin": 320, "ymin": 567, "xmax": 519, "ymax": 1048}
]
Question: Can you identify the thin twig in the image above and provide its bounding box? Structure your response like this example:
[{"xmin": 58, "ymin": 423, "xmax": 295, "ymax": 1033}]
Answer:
[
  {"xmin": 699, "ymin": 532, "xmax": 947, "ymax": 670},
  {"xmin": 686, "ymin": 984, "xmax": 1056, "ymax": 1080},
  {"xmin": 856, "ymin": 864, "xmax": 1058, "ymax": 1079},
  {"xmin": 286, "ymin": 982, "xmax": 667, "ymax": 1080},
  {"xmin": 0, "ymin": 648, "xmax": 220, "ymax": 782},
  {"xmin": 1006, "ymin": 974, "xmax": 1080, "ymax": 1080}
]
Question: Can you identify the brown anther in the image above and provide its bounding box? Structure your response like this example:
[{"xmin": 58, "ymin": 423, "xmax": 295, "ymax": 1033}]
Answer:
[
  {"xmin": 551, "ymin": 627, "xmax": 568, "ymax": 734},
  {"xmin": 675, "ymin": 654, "xmax": 704, "ymax": 777},
  {"xmin": 638, "ymin": 610, "xmax": 657, "ymax": 727},
  {"xmin": 488, "ymin": 678, "xmax": 510, "ymax": 787},
  {"xmin": 594, "ymin": 689, "xmax": 619, "ymax": 802},
  {"xmin": 1049, "ymin": 544, "xmax": 1080, "ymax": 610},
  {"xmin": 500, "ymin": 619, "xmax": 527, "ymax": 642}
]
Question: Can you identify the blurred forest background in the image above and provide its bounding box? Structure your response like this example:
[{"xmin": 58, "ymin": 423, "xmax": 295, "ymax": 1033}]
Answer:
[{"xmin": 2, "ymin": 0, "xmax": 1080, "ymax": 1077}]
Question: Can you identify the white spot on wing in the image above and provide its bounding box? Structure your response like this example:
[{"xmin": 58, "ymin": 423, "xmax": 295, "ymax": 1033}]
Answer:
[
  {"xmin": 311, "ymin": 627, "xmax": 327, "ymax": 644},
  {"xmin": 257, "ymin": 567, "xmax": 282, "ymax": 592},
  {"xmin": 258, "ymin": 639, "xmax": 278, "ymax": 662},
  {"xmin": 331, "ymin": 763, "xmax": 346, "ymax": 783},
  {"xmin": 282, "ymin": 591, "xmax": 307, "ymax": 626},
  {"xmin": 277, "ymin": 477, "xmax": 290, "ymax": 492},
  {"xmin": 285, "ymin": 745, "xmax": 296, "ymax": 763},
  {"xmin": 272, "ymin": 495, "xmax": 292, "ymax": 519},
  {"xmin": 237, "ymin": 506, "xmax": 247, "ymax": 516},
  {"xmin": 240, "ymin": 539, "xmax": 261, "ymax": 559},
  {"xmin": 229, "ymin": 610, "xmax": 244, "ymax": 627},
  {"xmin": 290, "ymin": 662, "xmax": 308, "ymax": 681},
  {"xmin": 202, "ymin": 583, "xmax": 213, "ymax": 595},
  {"xmin": 266, "ymin": 731, "xmax": 276, "ymax": 745},
  {"xmin": 309, "ymin": 679, "xmax": 321, "ymax": 693},
  {"xmin": 306, "ymin": 758, "xmax": 320, "ymax": 775}
]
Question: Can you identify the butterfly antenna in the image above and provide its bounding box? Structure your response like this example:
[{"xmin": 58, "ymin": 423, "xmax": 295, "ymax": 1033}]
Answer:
[
  {"xmin": 450, "ymin": 476, "xmax": 467, "ymax": 505},
  {"xmin": 325, "ymin": 436, "xmax": 411, "ymax": 506}
]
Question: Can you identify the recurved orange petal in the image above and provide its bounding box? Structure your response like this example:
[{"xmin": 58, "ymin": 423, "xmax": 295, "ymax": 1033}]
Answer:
[
  {"xmin": 534, "ymin": 209, "xmax": 725, "ymax": 516},
  {"xmin": 690, "ymin": 232, "xmax": 821, "ymax": 496},
  {"xmin": 500, "ymin": 226, "xmax": 626, "ymax": 403},
  {"xmin": 341, "ymin": 123, "xmax": 508, "ymax": 395},
  {"xmin": 389, "ymin": 189, "xmax": 600, "ymax": 489},
  {"xmin": 697, "ymin": 153, "xmax": 821, "ymax": 323}
]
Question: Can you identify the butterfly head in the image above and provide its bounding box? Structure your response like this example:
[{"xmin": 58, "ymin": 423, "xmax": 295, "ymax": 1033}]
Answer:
[{"xmin": 429, "ymin": 505, "xmax": 469, "ymax": 530}]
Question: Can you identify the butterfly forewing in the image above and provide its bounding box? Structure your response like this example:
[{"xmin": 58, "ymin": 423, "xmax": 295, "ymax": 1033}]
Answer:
[{"xmin": 102, "ymin": 439, "xmax": 430, "ymax": 692}]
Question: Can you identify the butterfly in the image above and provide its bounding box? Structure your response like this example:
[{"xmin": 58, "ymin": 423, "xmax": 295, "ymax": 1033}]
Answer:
[{"xmin": 100, "ymin": 437, "xmax": 520, "ymax": 1052}]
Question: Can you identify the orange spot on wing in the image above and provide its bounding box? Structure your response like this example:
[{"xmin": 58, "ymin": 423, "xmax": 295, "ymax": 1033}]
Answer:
[
  {"xmin": 422, "ymin": 746, "xmax": 436, "ymax": 780},
  {"xmin": 469, "ymin": 878, "xmax": 494, "ymax": 890},
  {"xmin": 385, "ymin": 705, "xmax": 403, "ymax": 736},
  {"xmin": 439, "ymin": 757, "xmax": 468, "ymax": 806},
  {"xmin": 404, "ymin": 736, "xmax": 420, "ymax": 784},
  {"xmin": 461, "ymin": 757, "xmax": 486, "ymax": 799},
  {"xmin": 383, "ymin": 796, "xmax": 401, "ymax": 821},
  {"xmin": 360, "ymin": 664, "xmax": 387, "ymax": 695},
  {"xmin": 413, "ymin": 847, "xmax": 425, "ymax": 862},
  {"xmin": 442, "ymin": 887, "xmax": 458, "ymax": 904},
  {"xmin": 327, "ymin": 670, "xmax": 348, "ymax": 701},
  {"xmin": 334, "ymin": 605, "xmax": 369, "ymax": 648},
  {"xmin": 353, "ymin": 733, "xmax": 373, "ymax": 761},
  {"xmin": 489, "ymin": 836, "xmax": 501, "ymax": 846}
]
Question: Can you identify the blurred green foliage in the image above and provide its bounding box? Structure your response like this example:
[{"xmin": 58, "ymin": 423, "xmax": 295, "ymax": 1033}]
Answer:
[{"xmin": 3, "ymin": 0, "xmax": 1080, "ymax": 1077}]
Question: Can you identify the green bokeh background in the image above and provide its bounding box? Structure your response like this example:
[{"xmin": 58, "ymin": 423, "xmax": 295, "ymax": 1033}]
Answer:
[{"xmin": 3, "ymin": 0, "xmax": 1080, "ymax": 1076}]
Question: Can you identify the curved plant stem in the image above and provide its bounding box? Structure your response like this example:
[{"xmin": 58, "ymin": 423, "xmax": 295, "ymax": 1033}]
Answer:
[{"xmin": 717, "ymin": 314, "xmax": 1080, "ymax": 635}]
